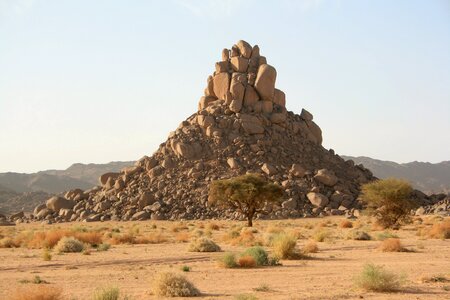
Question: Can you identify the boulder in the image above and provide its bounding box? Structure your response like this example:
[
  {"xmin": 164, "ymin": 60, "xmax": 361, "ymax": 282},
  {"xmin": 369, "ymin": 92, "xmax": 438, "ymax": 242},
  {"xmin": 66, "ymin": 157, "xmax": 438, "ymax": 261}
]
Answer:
[
  {"xmin": 261, "ymin": 163, "xmax": 277, "ymax": 175},
  {"xmin": 131, "ymin": 211, "xmax": 150, "ymax": 221},
  {"xmin": 229, "ymin": 99, "xmax": 243, "ymax": 113},
  {"xmin": 46, "ymin": 196, "xmax": 75, "ymax": 212},
  {"xmin": 215, "ymin": 61, "xmax": 229, "ymax": 73},
  {"xmin": 221, "ymin": 48, "xmax": 229, "ymax": 61},
  {"xmin": 282, "ymin": 198, "xmax": 297, "ymax": 210},
  {"xmin": 254, "ymin": 64, "xmax": 276, "ymax": 101},
  {"xmin": 314, "ymin": 169, "xmax": 338, "ymax": 186},
  {"xmin": 300, "ymin": 108, "xmax": 313, "ymax": 121},
  {"xmin": 261, "ymin": 101, "xmax": 273, "ymax": 114},
  {"xmin": 231, "ymin": 57, "xmax": 249, "ymax": 73},
  {"xmin": 10, "ymin": 211, "xmax": 24, "ymax": 221},
  {"xmin": 139, "ymin": 192, "xmax": 156, "ymax": 209},
  {"xmin": 213, "ymin": 72, "xmax": 230, "ymax": 100},
  {"xmin": 227, "ymin": 158, "xmax": 239, "ymax": 169},
  {"xmin": 34, "ymin": 204, "xmax": 47, "ymax": 216},
  {"xmin": 243, "ymin": 85, "xmax": 259, "ymax": 107},
  {"xmin": 307, "ymin": 192, "xmax": 329, "ymax": 207},
  {"xmin": 270, "ymin": 113, "xmax": 286, "ymax": 124},
  {"xmin": 290, "ymin": 164, "xmax": 306, "ymax": 177},
  {"xmin": 306, "ymin": 120, "xmax": 323, "ymax": 145},
  {"xmin": 236, "ymin": 40, "xmax": 252, "ymax": 58},
  {"xmin": 99, "ymin": 172, "xmax": 120, "ymax": 186},
  {"xmin": 273, "ymin": 89, "xmax": 286, "ymax": 107},
  {"xmin": 230, "ymin": 80, "xmax": 245, "ymax": 102},
  {"xmin": 122, "ymin": 166, "xmax": 141, "ymax": 176},
  {"xmin": 240, "ymin": 114, "xmax": 264, "ymax": 134}
]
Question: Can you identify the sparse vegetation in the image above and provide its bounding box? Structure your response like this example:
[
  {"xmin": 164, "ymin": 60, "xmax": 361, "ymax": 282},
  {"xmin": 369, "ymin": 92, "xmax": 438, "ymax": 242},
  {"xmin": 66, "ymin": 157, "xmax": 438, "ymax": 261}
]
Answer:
[
  {"xmin": 209, "ymin": 174, "xmax": 284, "ymax": 227},
  {"xmin": 54, "ymin": 237, "xmax": 84, "ymax": 253},
  {"xmin": 152, "ymin": 272, "xmax": 200, "ymax": 297},
  {"xmin": 354, "ymin": 263, "xmax": 405, "ymax": 292},
  {"xmin": 428, "ymin": 219, "xmax": 450, "ymax": 239},
  {"xmin": 241, "ymin": 247, "xmax": 268, "ymax": 266},
  {"xmin": 188, "ymin": 237, "xmax": 221, "ymax": 252},
  {"xmin": 42, "ymin": 249, "xmax": 52, "ymax": 261},
  {"xmin": 302, "ymin": 240, "xmax": 319, "ymax": 254},
  {"xmin": 378, "ymin": 238, "xmax": 406, "ymax": 252},
  {"xmin": 339, "ymin": 220, "xmax": 353, "ymax": 228},
  {"xmin": 238, "ymin": 255, "xmax": 257, "ymax": 268},
  {"xmin": 97, "ymin": 243, "xmax": 111, "ymax": 251},
  {"xmin": 181, "ymin": 265, "xmax": 191, "ymax": 272},
  {"xmin": 376, "ymin": 231, "xmax": 399, "ymax": 241},
  {"xmin": 312, "ymin": 229, "xmax": 331, "ymax": 242},
  {"xmin": 360, "ymin": 178, "xmax": 415, "ymax": 228},
  {"xmin": 219, "ymin": 252, "xmax": 238, "ymax": 268},
  {"xmin": 271, "ymin": 233, "xmax": 298, "ymax": 259},
  {"xmin": 92, "ymin": 287, "xmax": 120, "ymax": 300},
  {"xmin": 348, "ymin": 230, "xmax": 371, "ymax": 241}
]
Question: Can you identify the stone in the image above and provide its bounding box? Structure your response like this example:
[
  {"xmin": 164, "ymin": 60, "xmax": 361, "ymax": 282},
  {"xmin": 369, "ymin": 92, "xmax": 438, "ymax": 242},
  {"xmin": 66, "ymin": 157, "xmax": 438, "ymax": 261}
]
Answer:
[
  {"xmin": 254, "ymin": 64, "xmax": 276, "ymax": 101},
  {"xmin": 300, "ymin": 108, "xmax": 313, "ymax": 121},
  {"xmin": 261, "ymin": 100, "xmax": 273, "ymax": 114},
  {"xmin": 215, "ymin": 61, "xmax": 230, "ymax": 73},
  {"xmin": 227, "ymin": 158, "xmax": 239, "ymax": 169},
  {"xmin": 131, "ymin": 211, "xmax": 150, "ymax": 221},
  {"xmin": 415, "ymin": 207, "xmax": 425, "ymax": 215},
  {"xmin": 306, "ymin": 120, "xmax": 323, "ymax": 145},
  {"xmin": 34, "ymin": 204, "xmax": 47, "ymax": 215},
  {"xmin": 229, "ymin": 99, "xmax": 243, "ymax": 113},
  {"xmin": 139, "ymin": 192, "xmax": 155, "ymax": 209},
  {"xmin": 250, "ymin": 45, "xmax": 260, "ymax": 58},
  {"xmin": 231, "ymin": 44, "xmax": 239, "ymax": 57},
  {"xmin": 197, "ymin": 115, "xmax": 215, "ymax": 128},
  {"xmin": 307, "ymin": 192, "xmax": 329, "ymax": 207},
  {"xmin": 213, "ymin": 72, "xmax": 230, "ymax": 100},
  {"xmin": 46, "ymin": 196, "xmax": 75, "ymax": 212},
  {"xmin": 240, "ymin": 114, "xmax": 264, "ymax": 134},
  {"xmin": 290, "ymin": 164, "xmax": 306, "ymax": 177},
  {"xmin": 122, "ymin": 166, "xmax": 141, "ymax": 176},
  {"xmin": 243, "ymin": 85, "xmax": 259, "ymax": 107},
  {"xmin": 198, "ymin": 96, "xmax": 216, "ymax": 110},
  {"xmin": 236, "ymin": 40, "xmax": 252, "ymax": 58},
  {"xmin": 114, "ymin": 178, "xmax": 125, "ymax": 191},
  {"xmin": 204, "ymin": 75, "xmax": 216, "ymax": 97},
  {"xmin": 99, "ymin": 172, "xmax": 120, "ymax": 186},
  {"xmin": 314, "ymin": 169, "xmax": 338, "ymax": 186},
  {"xmin": 36, "ymin": 208, "xmax": 51, "ymax": 219},
  {"xmin": 230, "ymin": 79, "xmax": 245, "ymax": 102},
  {"xmin": 282, "ymin": 198, "xmax": 297, "ymax": 210},
  {"xmin": 230, "ymin": 56, "xmax": 249, "ymax": 73},
  {"xmin": 221, "ymin": 48, "xmax": 229, "ymax": 61},
  {"xmin": 261, "ymin": 163, "xmax": 277, "ymax": 175},
  {"xmin": 10, "ymin": 211, "xmax": 24, "ymax": 220},
  {"xmin": 273, "ymin": 89, "xmax": 286, "ymax": 107},
  {"xmin": 270, "ymin": 113, "xmax": 286, "ymax": 124},
  {"xmin": 148, "ymin": 202, "xmax": 162, "ymax": 212}
]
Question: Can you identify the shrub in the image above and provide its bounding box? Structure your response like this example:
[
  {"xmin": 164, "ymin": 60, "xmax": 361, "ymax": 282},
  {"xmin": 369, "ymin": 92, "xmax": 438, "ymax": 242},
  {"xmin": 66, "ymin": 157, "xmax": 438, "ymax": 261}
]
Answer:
[
  {"xmin": 73, "ymin": 231, "xmax": 103, "ymax": 246},
  {"xmin": 271, "ymin": 234, "xmax": 297, "ymax": 259},
  {"xmin": 302, "ymin": 240, "xmax": 318, "ymax": 254},
  {"xmin": 92, "ymin": 287, "xmax": 120, "ymax": 300},
  {"xmin": 97, "ymin": 243, "xmax": 111, "ymax": 251},
  {"xmin": 152, "ymin": 272, "xmax": 200, "ymax": 297},
  {"xmin": 360, "ymin": 178, "xmax": 415, "ymax": 228},
  {"xmin": 42, "ymin": 249, "xmax": 52, "ymax": 261},
  {"xmin": 135, "ymin": 232, "xmax": 167, "ymax": 244},
  {"xmin": 0, "ymin": 237, "xmax": 19, "ymax": 248},
  {"xmin": 428, "ymin": 219, "xmax": 450, "ymax": 239},
  {"xmin": 181, "ymin": 265, "xmax": 191, "ymax": 272},
  {"xmin": 54, "ymin": 237, "xmax": 84, "ymax": 253},
  {"xmin": 11, "ymin": 286, "xmax": 63, "ymax": 300},
  {"xmin": 109, "ymin": 233, "xmax": 135, "ymax": 245},
  {"xmin": 339, "ymin": 220, "xmax": 353, "ymax": 228},
  {"xmin": 219, "ymin": 252, "xmax": 238, "ymax": 268},
  {"xmin": 235, "ymin": 294, "xmax": 258, "ymax": 300},
  {"xmin": 238, "ymin": 255, "xmax": 257, "ymax": 268},
  {"xmin": 354, "ymin": 263, "xmax": 405, "ymax": 292},
  {"xmin": 312, "ymin": 229, "xmax": 331, "ymax": 242},
  {"xmin": 378, "ymin": 238, "xmax": 406, "ymax": 252},
  {"xmin": 347, "ymin": 230, "xmax": 371, "ymax": 241},
  {"xmin": 206, "ymin": 223, "xmax": 220, "ymax": 231},
  {"xmin": 241, "ymin": 247, "xmax": 268, "ymax": 266},
  {"xmin": 188, "ymin": 237, "xmax": 221, "ymax": 252}
]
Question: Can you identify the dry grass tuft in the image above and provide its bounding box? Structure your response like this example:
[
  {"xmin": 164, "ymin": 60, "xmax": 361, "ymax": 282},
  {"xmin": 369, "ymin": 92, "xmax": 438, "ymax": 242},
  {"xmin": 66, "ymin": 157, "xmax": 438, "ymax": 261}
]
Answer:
[
  {"xmin": 271, "ymin": 234, "xmax": 298, "ymax": 259},
  {"xmin": 347, "ymin": 230, "xmax": 371, "ymax": 241},
  {"xmin": 152, "ymin": 272, "xmax": 200, "ymax": 297},
  {"xmin": 219, "ymin": 252, "xmax": 238, "ymax": 268},
  {"xmin": 312, "ymin": 229, "xmax": 332, "ymax": 242},
  {"xmin": 302, "ymin": 240, "xmax": 319, "ymax": 254},
  {"xmin": 354, "ymin": 263, "xmax": 405, "ymax": 292},
  {"xmin": 339, "ymin": 220, "xmax": 353, "ymax": 228},
  {"xmin": 378, "ymin": 238, "xmax": 406, "ymax": 252},
  {"xmin": 188, "ymin": 237, "xmax": 221, "ymax": 252},
  {"xmin": 92, "ymin": 286, "xmax": 120, "ymax": 300},
  {"xmin": 54, "ymin": 236, "xmax": 84, "ymax": 253},
  {"xmin": 206, "ymin": 223, "xmax": 220, "ymax": 231},
  {"xmin": 175, "ymin": 232, "xmax": 190, "ymax": 243},
  {"xmin": 238, "ymin": 255, "xmax": 257, "ymax": 268},
  {"xmin": 11, "ymin": 285, "xmax": 63, "ymax": 300},
  {"xmin": 428, "ymin": 219, "xmax": 450, "ymax": 239}
]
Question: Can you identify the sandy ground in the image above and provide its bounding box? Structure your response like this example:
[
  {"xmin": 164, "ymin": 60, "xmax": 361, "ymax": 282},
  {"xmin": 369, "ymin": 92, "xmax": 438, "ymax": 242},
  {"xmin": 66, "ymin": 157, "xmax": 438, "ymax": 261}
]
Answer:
[{"xmin": 0, "ymin": 217, "xmax": 449, "ymax": 299}]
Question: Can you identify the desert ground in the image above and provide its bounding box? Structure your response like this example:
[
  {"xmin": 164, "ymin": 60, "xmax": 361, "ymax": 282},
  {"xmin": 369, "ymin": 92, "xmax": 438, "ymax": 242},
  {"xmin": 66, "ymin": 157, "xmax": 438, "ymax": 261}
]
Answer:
[{"xmin": 0, "ymin": 216, "xmax": 449, "ymax": 300}]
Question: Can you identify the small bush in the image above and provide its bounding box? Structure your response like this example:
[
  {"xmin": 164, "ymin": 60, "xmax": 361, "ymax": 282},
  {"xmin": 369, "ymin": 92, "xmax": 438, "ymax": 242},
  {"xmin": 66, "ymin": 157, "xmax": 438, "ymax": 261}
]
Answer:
[
  {"xmin": 428, "ymin": 219, "xmax": 450, "ymax": 239},
  {"xmin": 219, "ymin": 252, "xmax": 238, "ymax": 268},
  {"xmin": 271, "ymin": 234, "xmax": 297, "ymax": 259},
  {"xmin": 42, "ymin": 249, "xmax": 52, "ymax": 261},
  {"xmin": 11, "ymin": 286, "xmax": 63, "ymax": 300},
  {"xmin": 238, "ymin": 255, "xmax": 257, "ymax": 268},
  {"xmin": 378, "ymin": 238, "xmax": 406, "ymax": 252},
  {"xmin": 181, "ymin": 265, "xmax": 191, "ymax": 272},
  {"xmin": 241, "ymin": 247, "xmax": 268, "ymax": 266},
  {"xmin": 97, "ymin": 243, "xmax": 111, "ymax": 251},
  {"xmin": 73, "ymin": 231, "xmax": 103, "ymax": 246},
  {"xmin": 92, "ymin": 287, "xmax": 120, "ymax": 300},
  {"xmin": 0, "ymin": 237, "xmax": 19, "ymax": 248},
  {"xmin": 253, "ymin": 283, "xmax": 271, "ymax": 292},
  {"xmin": 360, "ymin": 178, "xmax": 415, "ymax": 228},
  {"xmin": 235, "ymin": 294, "xmax": 258, "ymax": 300},
  {"xmin": 312, "ymin": 229, "xmax": 331, "ymax": 242},
  {"xmin": 188, "ymin": 237, "xmax": 221, "ymax": 252},
  {"xmin": 54, "ymin": 237, "xmax": 84, "ymax": 253},
  {"xmin": 339, "ymin": 220, "xmax": 353, "ymax": 228},
  {"xmin": 348, "ymin": 230, "xmax": 371, "ymax": 241},
  {"xmin": 206, "ymin": 223, "xmax": 220, "ymax": 231},
  {"xmin": 354, "ymin": 263, "xmax": 404, "ymax": 292},
  {"xmin": 302, "ymin": 240, "xmax": 318, "ymax": 254},
  {"xmin": 152, "ymin": 272, "xmax": 200, "ymax": 297}
]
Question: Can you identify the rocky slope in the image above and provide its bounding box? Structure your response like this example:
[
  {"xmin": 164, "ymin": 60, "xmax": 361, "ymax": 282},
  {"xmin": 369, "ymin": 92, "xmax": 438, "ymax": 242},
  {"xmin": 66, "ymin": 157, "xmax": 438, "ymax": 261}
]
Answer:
[
  {"xmin": 10, "ymin": 40, "xmax": 434, "ymax": 224},
  {"xmin": 342, "ymin": 156, "xmax": 450, "ymax": 194}
]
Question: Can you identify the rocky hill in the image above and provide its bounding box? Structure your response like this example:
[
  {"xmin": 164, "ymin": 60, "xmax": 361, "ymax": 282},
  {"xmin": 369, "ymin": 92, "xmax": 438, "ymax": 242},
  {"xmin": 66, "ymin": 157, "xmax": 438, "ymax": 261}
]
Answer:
[
  {"xmin": 9, "ymin": 40, "xmax": 434, "ymax": 224},
  {"xmin": 342, "ymin": 156, "xmax": 450, "ymax": 194}
]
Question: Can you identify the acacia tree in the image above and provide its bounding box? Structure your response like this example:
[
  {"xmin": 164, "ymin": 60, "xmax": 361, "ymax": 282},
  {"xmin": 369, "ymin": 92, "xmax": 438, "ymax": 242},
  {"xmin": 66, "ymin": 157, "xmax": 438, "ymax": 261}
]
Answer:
[
  {"xmin": 360, "ymin": 178, "xmax": 415, "ymax": 228},
  {"xmin": 208, "ymin": 173, "xmax": 284, "ymax": 227}
]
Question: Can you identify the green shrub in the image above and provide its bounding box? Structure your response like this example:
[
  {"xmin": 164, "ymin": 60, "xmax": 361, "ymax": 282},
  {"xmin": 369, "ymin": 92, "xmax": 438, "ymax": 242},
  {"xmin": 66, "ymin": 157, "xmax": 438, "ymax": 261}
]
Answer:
[
  {"xmin": 181, "ymin": 265, "xmax": 191, "ymax": 272},
  {"xmin": 361, "ymin": 178, "xmax": 415, "ymax": 228},
  {"xmin": 219, "ymin": 252, "xmax": 238, "ymax": 268},
  {"xmin": 354, "ymin": 263, "xmax": 405, "ymax": 292},
  {"xmin": 92, "ymin": 287, "xmax": 120, "ymax": 300},
  {"xmin": 152, "ymin": 272, "xmax": 200, "ymax": 297},
  {"xmin": 241, "ymin": 247, "xmax": 268, "ymax": 266},
  {"xmin": 188, "ymin": 237, "xmax": 221, "ymax": 252},
  {"xmin": 54, "ymin": 237, "xmax": 84, "ymax": 253}
]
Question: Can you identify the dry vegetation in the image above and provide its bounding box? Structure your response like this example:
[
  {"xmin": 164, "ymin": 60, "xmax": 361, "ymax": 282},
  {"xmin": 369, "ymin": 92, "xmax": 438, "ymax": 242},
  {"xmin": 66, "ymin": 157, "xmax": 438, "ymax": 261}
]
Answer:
[{"xmin": 0, "ymin": 215, "xmax": 449, "ymax": 299}]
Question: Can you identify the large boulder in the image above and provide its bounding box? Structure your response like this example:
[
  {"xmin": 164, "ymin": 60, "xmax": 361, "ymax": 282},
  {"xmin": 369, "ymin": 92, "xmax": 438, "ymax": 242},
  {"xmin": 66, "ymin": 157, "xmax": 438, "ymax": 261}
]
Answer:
[
  {"xmin": 46, "ymin": 196, "xmax": 75, "ymax": 212},
  {"xmin": 240, "ymin": 114, "xmax": 264, "ymax": 134},
  {"xmin": 230, "ymin": 57, "xmax": 249, "ymax": 73},
  {"xmin": 99, "ymin": 172, "xmax": 120, "ymax": 186},
  {"xmin": 213, "ymin": 72, "xmax": 230, "ymax": 100},
  {"xmin": 307, "ymin": 192, "xmax": 329, "ymax": 207},
  {"xmin": 314, "ymin": 169, "xmax": 338, "ymax": 186},
  {"xmin": 254, "ymin": 64, "xmax": 276, "ymax": 101},
  {"xmin": 236, "ymin": 40, "xmax": 252, "ymax": 58}
]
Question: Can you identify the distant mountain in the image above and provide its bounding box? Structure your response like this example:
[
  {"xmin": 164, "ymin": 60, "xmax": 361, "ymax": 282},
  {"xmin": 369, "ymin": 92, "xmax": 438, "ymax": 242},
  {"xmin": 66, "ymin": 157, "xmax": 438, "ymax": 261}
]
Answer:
[
  {"xmin": 342, "ymin": 156, "xmax": 450, "ymax": 194},
  {"xmin": 0, "ymin": 161, "xmax": 134, "ymax": 214}
]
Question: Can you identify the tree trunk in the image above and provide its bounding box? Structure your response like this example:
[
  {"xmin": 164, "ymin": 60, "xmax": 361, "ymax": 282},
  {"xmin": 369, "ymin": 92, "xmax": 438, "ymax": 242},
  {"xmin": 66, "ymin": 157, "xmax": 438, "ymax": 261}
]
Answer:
[{"xmin": 247, "ymin": 215, "xmax": 253, "ymax": 227}]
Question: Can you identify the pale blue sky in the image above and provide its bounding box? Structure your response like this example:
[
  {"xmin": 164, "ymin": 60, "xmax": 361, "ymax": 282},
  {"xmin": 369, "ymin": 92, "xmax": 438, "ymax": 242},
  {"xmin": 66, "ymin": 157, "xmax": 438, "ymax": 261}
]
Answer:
[{"xmin": 0, "ymin": 0, "xmax": 449, "ymax": 173}]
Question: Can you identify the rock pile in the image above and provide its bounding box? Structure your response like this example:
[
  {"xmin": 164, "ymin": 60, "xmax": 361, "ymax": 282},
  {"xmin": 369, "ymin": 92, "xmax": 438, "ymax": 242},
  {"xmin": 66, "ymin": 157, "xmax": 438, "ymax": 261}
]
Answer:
[{"xmin": 18, "ymin": 40, "xmax": 430, "ymax": 224}]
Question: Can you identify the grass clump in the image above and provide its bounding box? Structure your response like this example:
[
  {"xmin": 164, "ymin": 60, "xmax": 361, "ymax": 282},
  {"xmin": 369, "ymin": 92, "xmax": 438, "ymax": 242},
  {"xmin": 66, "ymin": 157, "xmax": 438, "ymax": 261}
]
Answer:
[
  {"xmin": 312, "ymin": 229, "xmax": 331, "ymax": 242},
  {"xmin": 54, "ymin": 237, "xmax": 84, "ymax": 253},
  {"xmin": 354, "ymin": 263, "xmax": 405, "ymax": 292},
  {"xmin": 302, "ymin": 240, "xmax": 319, "ymax": 254},
  {"xmin": 11, "ymin": 286, "xmax": 63, "ymax": 300},
  {"xmin": 339, "ymin": 220, "xmax": 353, "ymax": 228},
  {"xmin": 271, "ymin": 233, "xmax": 298, "ymax": 259},
  {"xmin": 238, "ymin": 255, "xmax": 257, "ymax": 268},
  {"xmin": 188, "ymin": 237, "xmax": 221, "ymax": 252},
  {"xmin": 152, "ymin": 272, "xmax": 200, "ymax": 297},
  {"xmin": 241, "ymin": 246, "xmax": 268, "ymax": 266},
  {"xmin": 378, "ymin": 238, "xmax": 406, "ymax": 252},
  {"xmin": 42, "ymin": 249, "xmax": 52, "ymax": 261},
  {"xmin": 348, "ymin": 230, "xmax": 371, "ymax": 241},
  {"xmin": 428, "ymin": 219, "xmax": 450, "ymax": 239},
  {"xmin": 92, "ymin": 287, "xmax": 120, "ymax": 300},
  {"xmin": 181, "ymin": 265, "xmax": 191, "ymax": 272},
  {"xmin": 235, "ymin": 294, "xmax": 258, "ymax": 300},
  {"xmin": 97, "ymin": 243, "xmax": 111, "ymax": 251}
]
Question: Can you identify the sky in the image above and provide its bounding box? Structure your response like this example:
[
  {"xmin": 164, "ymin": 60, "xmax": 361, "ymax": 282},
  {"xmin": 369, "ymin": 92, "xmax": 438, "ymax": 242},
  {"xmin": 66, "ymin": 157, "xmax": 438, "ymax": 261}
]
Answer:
[{"xmin": 0, "ymin": 0, "xmax": 449, "ymax": 173}]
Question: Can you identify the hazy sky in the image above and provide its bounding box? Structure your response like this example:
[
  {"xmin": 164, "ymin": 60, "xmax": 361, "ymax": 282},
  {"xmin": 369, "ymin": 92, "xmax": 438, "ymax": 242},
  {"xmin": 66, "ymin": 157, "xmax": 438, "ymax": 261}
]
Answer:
[{"xmin": 0, "ymin": 0, "xmax": 449, "ymax": 173}]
